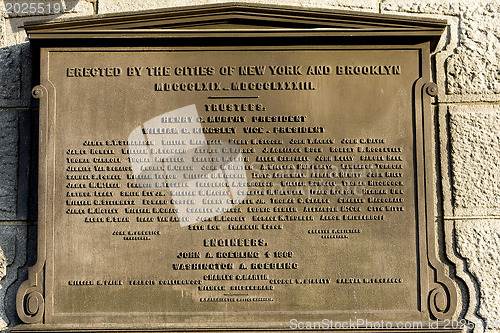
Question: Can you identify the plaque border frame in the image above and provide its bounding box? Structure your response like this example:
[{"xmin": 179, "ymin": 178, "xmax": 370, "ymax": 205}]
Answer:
[{"xmin": 15, "ymin": 3, "xmax": 459, "ymax": 331}]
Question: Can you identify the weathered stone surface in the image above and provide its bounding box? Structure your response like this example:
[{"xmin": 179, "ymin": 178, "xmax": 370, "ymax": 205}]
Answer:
[
  {"xmin": 0, "ymin": 225, "xmax": 29, "ymax": 329},
  {"xmin": 2, "ymin": 2, "xmax": 94, "ymax": 47},
  {"xmin": 0, "ymin": 109, "xmax": 18, "ymax": 220},
  {"xmin": 0, "ymin": 247, "xmax": 5, "ymax": 285},
  {"xmin": 0, "ymin": 246, "xmax": 7, "ymax": 330},
  {"xmin": 456, "ymin": 219, "xmax": 500, "ymax": 331},
  {"xmin": 98, "ymin": 0, "xmax": 377, "ymax": 15},
  {"xmin": 1, "ymin": 0, "xmax": 94, "ymax": 18},
  {"xmin": 0, "ymin": 17, "xmax": 5, "ymax": 47},
  {"xmin": 380, "ymin": 0, "xmax": 461, "ymax": 16},
  {"xmin": 446, "ymin": 6, "xmax": 500, "ymax": 95},
  {"xmin": 0, "ymin": 44, "xmax": 31, "ymax": 108},
  {"xmin": 449, "ymin": 105, "xmax": 500, "ymax": 216},
  {"xmin": 0, "ymin": 46, "xmax": 21, "ymax": 105},
  {"xmin": 381, "ymin": 0, "xmax": 500, "ymax": 96}
]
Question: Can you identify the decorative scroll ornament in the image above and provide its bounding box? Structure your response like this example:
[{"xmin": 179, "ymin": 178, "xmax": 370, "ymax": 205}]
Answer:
[
  {"xmin": 429, "ymin": 284, "xmax": 453, "ymax": 320},
  {"xmin": 424, "ymin": 82, "xmax": 438, "ymax": 97},
  {"xmin": 16, "ymin": 85, "xmax": 48, "ymax": 324},
  {"xmin": 419, "ymin": 81, "xmax": 457, "ymax": 320},
  {"xmin": 32, "ymin": 86, "xmax": 45, "ymax": 99},
  {"xmin": 16, "ymin": 263, "xmax": 45, "ymax": 324}
]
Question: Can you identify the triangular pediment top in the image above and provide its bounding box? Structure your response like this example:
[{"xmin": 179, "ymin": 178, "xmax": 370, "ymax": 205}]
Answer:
[{"xmin": 24, "ymin": 2, "xmax": 447, "ymax": 32}]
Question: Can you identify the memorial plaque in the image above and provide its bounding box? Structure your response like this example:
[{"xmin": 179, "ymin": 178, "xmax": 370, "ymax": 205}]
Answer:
[{"xmin": 16, "ymin": 4, "xmax": 459, "ymax": 332}]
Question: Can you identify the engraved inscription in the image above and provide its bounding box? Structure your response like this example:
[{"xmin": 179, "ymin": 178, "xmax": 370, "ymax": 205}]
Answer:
[{"xmin": 53, "ymin": 48, "xmax": 421, "ymax": 319}]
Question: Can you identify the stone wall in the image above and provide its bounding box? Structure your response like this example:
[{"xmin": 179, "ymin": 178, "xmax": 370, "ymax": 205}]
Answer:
[{"xmin": 0, "ymin": 0, "xmax": 498, "ymax": 332}]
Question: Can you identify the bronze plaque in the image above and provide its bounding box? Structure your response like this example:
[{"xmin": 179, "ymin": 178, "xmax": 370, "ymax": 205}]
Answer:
[{"xmin": 17, "ymin": 3, "xmax": 459, "ymax": 332}]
